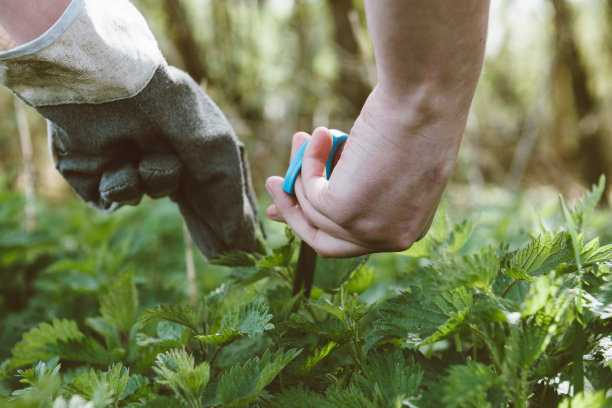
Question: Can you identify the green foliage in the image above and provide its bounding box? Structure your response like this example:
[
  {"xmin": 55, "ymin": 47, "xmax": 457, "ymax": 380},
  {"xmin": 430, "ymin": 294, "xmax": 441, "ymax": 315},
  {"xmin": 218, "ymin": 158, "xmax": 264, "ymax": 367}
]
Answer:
[
  {"xmin": 214, "ymin": 348, "xmax": 300, "ymax": 407},
  {"xmin": 355, "ymin": 349, "xmax": 422, "ymax": 406},
  {"xmin": 2, "ymin": 180, "xmax": 612, "ymax": 407},
  {"xmin": 153, "ymin": 349, "xmax": 210, "ymax": 408},
  {"xmin": 1, "ymin": 319, "xmax": 109, "ymax": 376},
  {"xmin": 140, "ymin": 304, "xmax": 203, "ymax": 334},
  {"xmin": 99, "ymin": 273, "xmax": 137, "ymax": 335},
  {"xmin": 196, "ymin": 296, "xmax": 274, "ymax": 346}
]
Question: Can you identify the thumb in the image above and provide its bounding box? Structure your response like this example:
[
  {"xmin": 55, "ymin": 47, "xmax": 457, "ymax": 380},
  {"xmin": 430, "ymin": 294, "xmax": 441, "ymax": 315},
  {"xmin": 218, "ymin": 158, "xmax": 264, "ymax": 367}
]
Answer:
[{"xmin": 301, "ymin": 127, "xmax": 333, "ymax": 198}]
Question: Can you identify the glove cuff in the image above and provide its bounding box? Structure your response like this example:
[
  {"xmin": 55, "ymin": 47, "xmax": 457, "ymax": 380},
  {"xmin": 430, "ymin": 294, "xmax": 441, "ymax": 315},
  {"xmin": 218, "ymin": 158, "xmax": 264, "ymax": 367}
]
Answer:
[{"xmin": 0, "ymin": 0, "xmax": 165, "ymax": 107}]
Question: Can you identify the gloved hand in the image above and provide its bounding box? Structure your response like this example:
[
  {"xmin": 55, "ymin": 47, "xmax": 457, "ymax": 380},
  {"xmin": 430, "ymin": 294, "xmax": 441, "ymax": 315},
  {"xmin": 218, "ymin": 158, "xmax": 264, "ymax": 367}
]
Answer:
[{"xmin": 0, "ymin": 0, "xmax": 258, "ymax": 258}]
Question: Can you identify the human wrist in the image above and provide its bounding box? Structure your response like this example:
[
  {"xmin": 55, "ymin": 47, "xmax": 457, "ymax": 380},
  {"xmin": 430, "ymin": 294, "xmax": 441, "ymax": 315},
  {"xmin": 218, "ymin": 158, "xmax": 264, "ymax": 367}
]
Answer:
[
  {"xmin": 369, "ymin": 82, "xmax": 471, "ymax": 144},
  {"xmin": 0, "ymin": 0, "xmax": 72, "ymax": 45}
]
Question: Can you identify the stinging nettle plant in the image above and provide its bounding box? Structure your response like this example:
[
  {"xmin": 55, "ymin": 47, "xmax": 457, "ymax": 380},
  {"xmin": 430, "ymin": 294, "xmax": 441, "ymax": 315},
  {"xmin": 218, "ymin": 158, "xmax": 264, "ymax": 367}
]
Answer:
[{"xmin": 1, "ymin": 175, "xmax": 612, "ymax": 407}]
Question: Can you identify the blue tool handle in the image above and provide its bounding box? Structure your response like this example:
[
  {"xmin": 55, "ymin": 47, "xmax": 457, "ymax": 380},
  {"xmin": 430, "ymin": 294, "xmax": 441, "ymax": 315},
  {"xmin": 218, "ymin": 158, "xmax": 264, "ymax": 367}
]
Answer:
[{"xmin": 282, "ymin": 129, "xmax": 349, "ymax": 195}]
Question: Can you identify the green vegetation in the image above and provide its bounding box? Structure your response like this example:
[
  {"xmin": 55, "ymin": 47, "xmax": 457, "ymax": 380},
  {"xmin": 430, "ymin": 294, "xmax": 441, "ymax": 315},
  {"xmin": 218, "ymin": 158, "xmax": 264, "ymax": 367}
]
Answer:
[{"xmin": 1, "ymin": 176, "xmax": 611, "ymax": 407}]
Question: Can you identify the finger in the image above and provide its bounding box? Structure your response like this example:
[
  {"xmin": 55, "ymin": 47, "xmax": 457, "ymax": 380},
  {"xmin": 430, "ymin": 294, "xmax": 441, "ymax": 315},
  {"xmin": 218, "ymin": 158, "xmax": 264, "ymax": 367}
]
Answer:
[
  {"xmin": 266, "ymin": 176, "xmax": 370, "ymax": 257},
  {"xmin": 265, "ymin": 203, "xmax": 286, "ymax": 223},
  {"xmin": 290, "ymin": 132, "xmax": 310, "ymax": 160},
  {"xmin": 300, "ymin": 127, "xmax": 333, "ymax": 211},
  {"xmin": 293, "ymin": 174, "xmax": 351, "ymax": 239},
  {"xmin": 100, "ymin": 162, "xmax": 143, "ymax": 205},
  {"xmin": 138, "ymin": 153, "xmax": 183, "ymax": 198}
]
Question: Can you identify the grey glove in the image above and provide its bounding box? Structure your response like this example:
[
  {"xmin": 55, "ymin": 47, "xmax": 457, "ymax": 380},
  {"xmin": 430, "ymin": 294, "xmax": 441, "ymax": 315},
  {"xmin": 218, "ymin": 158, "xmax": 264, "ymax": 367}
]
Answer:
[{"xmin": 0, "ymin": 0, "xmax": 258, "ymax": 258}]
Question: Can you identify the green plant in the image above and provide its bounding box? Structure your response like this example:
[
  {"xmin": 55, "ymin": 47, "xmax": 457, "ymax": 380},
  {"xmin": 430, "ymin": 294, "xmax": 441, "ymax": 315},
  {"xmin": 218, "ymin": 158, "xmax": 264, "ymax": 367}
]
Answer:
[{"xmin": 1, "ymin": 177, "xmax": 612, "ymax": 407}]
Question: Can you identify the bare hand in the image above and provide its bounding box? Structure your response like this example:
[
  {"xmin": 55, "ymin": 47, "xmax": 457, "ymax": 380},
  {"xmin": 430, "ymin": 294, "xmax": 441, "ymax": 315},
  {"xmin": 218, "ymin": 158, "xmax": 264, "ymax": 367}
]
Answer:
[{"xmin": 265, "ymin": 86, "xmax": 464, "ymax": 257}]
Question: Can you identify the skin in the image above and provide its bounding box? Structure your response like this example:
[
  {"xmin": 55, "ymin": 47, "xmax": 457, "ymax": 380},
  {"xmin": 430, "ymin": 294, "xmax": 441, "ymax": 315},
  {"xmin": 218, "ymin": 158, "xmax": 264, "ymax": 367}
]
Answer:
[
  {"xmin": 0, "ymin": 0, "xmax": 490, "ymax": 258},
  {"xmin": 266, "ymin": 0, "xmax": 490, "ymax": 258},
  {"xmin": 0, "ymin": 0, "xmax": 71, "ymax": 45}
]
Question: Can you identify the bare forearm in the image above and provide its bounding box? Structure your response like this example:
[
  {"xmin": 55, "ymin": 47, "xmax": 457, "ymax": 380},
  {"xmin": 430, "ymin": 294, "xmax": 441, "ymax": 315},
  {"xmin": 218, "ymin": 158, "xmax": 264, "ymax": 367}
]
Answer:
[
  {"xmin": 365, "ymin": 0, "xmax": 490, "ymax": 122},
  {"xmin": 0, "ymin": 0, "xmax": 71, "ymax": 44}
]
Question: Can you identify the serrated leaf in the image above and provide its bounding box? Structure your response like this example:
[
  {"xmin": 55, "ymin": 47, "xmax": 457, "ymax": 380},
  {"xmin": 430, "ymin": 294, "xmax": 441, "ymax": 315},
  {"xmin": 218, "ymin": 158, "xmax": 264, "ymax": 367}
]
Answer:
[
  {"xmin": 504, "ymin": 268, "xmax": 535, "ymax": 281},
  {"xmin": 2, "ymin": 319, "xmax": 110, "ymax": 374},
  {"xmin": 215, "ymin": 348, "xmax": 300, "ymax": 407},
  {"xmin": 198, "ymin": 297, "xmax": 274, "ymax": 347},
  {"xmin": 558, "ymin": 391, "xmax": 612, "ymax": 408},
  {"xmin": 119, "ymin": 374, "xmax": 149, "ymax": 401},
  {"xmin": 509, "ymin": 232, "xmax": 574, "ymax": 277},
  {"xmin": 345, "ymin": 266, "xmax": 377, "ymax": 295},
  {"xmin": 140, "ymin": 304, "xmax": 202, "ymax": 334},
  {"xmin": 195, "ymin": 329, "xmax": 241, "ymax": 346},
  {"xmin": 283, "ymin": 319, "xmax": 352, "ymax": 344},
  {"xmin": 313, "ymin": 257, "xmax": 367, "ymax": 293},
  {"xmin": 153, "ymin": 348, "xmax": 210, "ymax": 408},
  {"xmin": 365, "ymin": 286, "xmax": 473, "ymax": 350},
  {"xmin": 209, "ymin": 250, "xmax": 259, "ymax": 267},
  {"xmin": 570, "ymin": 174, "xmax": 606, "ymax": 230},
  {"xmin": 505, "ymin": 312, "xmax": 555, "ymax": 370},
  {"xmin": 258, "ymin": 228, "xmax": 296, "ymax": 268},
  {"xmin": 355, "ymin": 348, "xmax": 422, "ymax": 406},
  {"xmin": 68, "ymin": 363, "xmax": 129, "ymax": 405},
  {"xmin": 441, "ymin": 362, "xmax": 502, "ymax": 408},
  {"xmin": 136, "ymin": 322, "xmax": 189, "ymax": 350},
  {"xmin": 430, "ymin": 247, "xmax": 499, "ymax": 293},
  {"xmin": 99, "ymin": 272, "xmax": 137, "ymax": 334},
  {"xmin": 11, "ymin": 361, "xmax": 62, "ymax": 402},
  {"xmin": 295, "ymin": 342, "xmax": 337, "ymax": 376}
]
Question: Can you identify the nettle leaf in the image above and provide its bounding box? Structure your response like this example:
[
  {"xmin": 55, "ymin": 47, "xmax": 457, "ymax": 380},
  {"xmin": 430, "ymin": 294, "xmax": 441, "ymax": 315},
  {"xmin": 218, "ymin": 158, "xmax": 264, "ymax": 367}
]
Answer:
[
  {"xmin": 119, "ymin": 373, "xmax": 150, "ymax": 401},
  {"xmin": 505, "ymin": 312, "xmax": 556, "ymax": 371},
  {"xmin": 11, "ymin": 360, "xmax": 61, "ymax": 402},
  {"xmin": 68, "ymin": 363, "xmax": 129, "ymax": 405},
  {"xmin": 508, "ymin": 232, "xmax": 574, "ymax": 277},
  {"xmin": 581, "ymin": 238, "xmax": 612, "ymax": 265},
  {"xmin": 570, "ymin": 174, "xmax": 606, "ymax": 230},
  {"xmin": 432, "ymin": 246, "xmax": 500, "ymax": 292},
  {"xmin": 313, "ymin": 257, "xmax": 368, "ymax": 293},
  {"xmin": 558, "ymin": 391, "xmax": 611, "ymax": 408},
  {"xmin": 128, "ymin": 395, "xmax": 185, "ymax": 408},
  {"xmin": 2, "ymin": 319, "xmax": 109, "ymax": 374},
  {"xmin": 258, "ymin": 227, "xmax": 296, "ymax": 268},
  {"xmin": 136, "ymin": 321, "xmax": 189, "ymax": 350},
  {"xmin": 355, "ymin": 348, "xmax": 423, "ymax": 406},
  {"xmin": 197, "ymin": 297, "xmax": 274, "ymax": 347},
  {"xmin": 295, "ymin": 341, "xmax": 338, "ymax": 376},
  {"xmin": 345, "ymin": 266, "xmax": 377, "ymax": 295},
  {"xmin": 140, "ymin": 304, "xmax": 202, "ymax": 334},
  {"xmin": 99, "ymin": 271, "xmax": 137, "ymax": 334},
  {"xmin": 505, "ymin": 268, "xmax": 535, "ymax": 282},
  {"xmin": 215, "ymin": 348, "xmax": 301, "ymax": 407},
  {"xmin": 153, "ymin": 348, "xmax": 210, "ymax": 408},
  {"xmin": 365, "ymin": 286, "xmax": 473, "ymax": 350},
  {"xmin": 209, "ymin": 250, "xmax": 259, "ymax": 267},
  {"xmin": 325, "ymin": 387, "xmax": 379, "ymax": 408},
  {"xmin": 271, "ymin": 387, "xmax": 327, "ymax": 408},
  {"xmin": 283, "ymin": 318, "xmax": 352, "ymax": 345},
  {"xmin": 440, "ymin": 362, "xmax": 502, "ymax": 408}
]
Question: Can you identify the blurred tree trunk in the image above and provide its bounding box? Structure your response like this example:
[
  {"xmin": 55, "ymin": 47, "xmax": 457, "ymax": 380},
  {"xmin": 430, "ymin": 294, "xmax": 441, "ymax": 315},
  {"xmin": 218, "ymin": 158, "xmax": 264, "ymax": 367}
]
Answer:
[
  {"xmin": 328, "ymin": 0, "xmax": 370, "ymax": 119},
  {"xmin": 550, "ymin": 0, "xmax": 610, "ymax": 199},
  {"xmin": 161, "ymin": 0, "xmax": 206, "ymax": 83}
]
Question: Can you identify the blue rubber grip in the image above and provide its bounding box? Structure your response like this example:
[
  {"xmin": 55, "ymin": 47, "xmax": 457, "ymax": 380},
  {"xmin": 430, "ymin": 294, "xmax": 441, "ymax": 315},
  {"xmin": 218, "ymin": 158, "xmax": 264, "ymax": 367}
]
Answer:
[{"xmin": 282, "ymin": 129, "xmax": 349, "ymax": 195}]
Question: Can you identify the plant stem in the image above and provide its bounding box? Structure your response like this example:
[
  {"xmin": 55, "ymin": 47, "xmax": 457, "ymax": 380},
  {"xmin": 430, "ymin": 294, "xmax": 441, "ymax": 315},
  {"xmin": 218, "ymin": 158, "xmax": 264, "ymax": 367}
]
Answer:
[
  {"xmin": 183, "ymin": 222, "xmax": 197, "ymax": 309},
  {"xmin": 209, "ymin": 344, "xmax": 225, "ymax": 367},
  {"xmin": 502, "ymin": 280, "xmax": 518, "ymax": 298},
  {"xmin": 572, "ymin": 319, "xmax": 585, "ymax": 395}
]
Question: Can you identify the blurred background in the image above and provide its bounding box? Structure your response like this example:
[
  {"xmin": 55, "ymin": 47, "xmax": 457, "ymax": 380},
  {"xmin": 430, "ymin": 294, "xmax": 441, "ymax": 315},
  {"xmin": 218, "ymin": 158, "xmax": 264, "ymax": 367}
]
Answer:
[{"xmin": 1, "ymin": 0, "xmax": 612, "ymax": 203}]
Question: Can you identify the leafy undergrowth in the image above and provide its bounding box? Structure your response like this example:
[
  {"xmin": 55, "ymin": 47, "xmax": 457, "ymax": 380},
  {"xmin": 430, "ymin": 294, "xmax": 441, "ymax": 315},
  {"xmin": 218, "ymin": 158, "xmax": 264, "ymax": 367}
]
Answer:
[{"xmin": 1, "ymin": 176, "xmax": 612, "ymax": 407}]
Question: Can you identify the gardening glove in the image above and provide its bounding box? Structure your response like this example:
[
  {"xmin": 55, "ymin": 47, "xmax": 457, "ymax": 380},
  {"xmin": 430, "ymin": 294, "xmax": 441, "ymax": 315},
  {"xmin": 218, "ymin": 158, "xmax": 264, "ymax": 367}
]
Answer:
[{"xmin": 0, "ymin": 0, "xmax": 259, "ymax": 259}]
